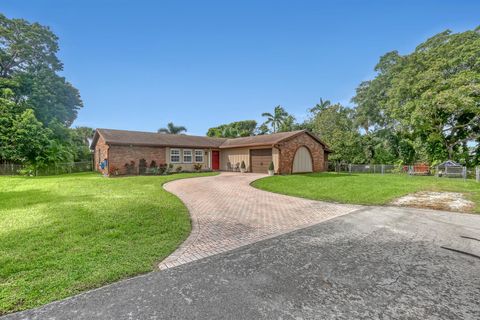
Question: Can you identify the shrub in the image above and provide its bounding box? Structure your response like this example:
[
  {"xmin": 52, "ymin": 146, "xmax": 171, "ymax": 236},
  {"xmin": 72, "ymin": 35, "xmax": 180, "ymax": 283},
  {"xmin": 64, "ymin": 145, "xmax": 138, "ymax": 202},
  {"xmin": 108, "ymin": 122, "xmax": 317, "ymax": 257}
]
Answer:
[
  {"xmin": 165, "ymin": 163, "xmax": 174, "ymax": 174},
  {"xmin": 150, "ymin": 160, "xmax": 157, "ymax": 168},
  {"xmin": 109, "ymin": 166, "xmax": 119, "ymax": 175},
  {"xmin": 240, "ymin": 161, "xmax": 246, "ymax": 169},
  {"xmin": 268, "ymin": 161, "xmax": 274, "ymax": 171},
  {"xmin": 193, "ymin": 163, "xmax": 202, "ymax": 172},
  {"xmin": 139, "ymin": 159, "xmax": 147, "ymax": 175},
  {"xmin": 175, "ymin": 166, "xmax": 182, "ymax": 173},
  {"xmin": 158, "ymin": 163, "xmax": 167, "ymax": 175},
  {"xmin": 124, "ymin": 161, "xmax": 135, "ymax": 174}
]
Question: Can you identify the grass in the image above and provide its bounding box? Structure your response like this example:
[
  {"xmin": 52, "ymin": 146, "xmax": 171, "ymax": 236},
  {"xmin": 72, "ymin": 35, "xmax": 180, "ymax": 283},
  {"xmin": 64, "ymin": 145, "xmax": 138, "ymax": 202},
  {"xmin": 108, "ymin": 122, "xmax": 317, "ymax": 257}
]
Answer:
[
  {"xmin": 252, "ymin": 172, "xmax": 480, "ymax": 213},
  {"xmin": 0, "ymin": 172, "xmax": 216, "ymax": 315}
]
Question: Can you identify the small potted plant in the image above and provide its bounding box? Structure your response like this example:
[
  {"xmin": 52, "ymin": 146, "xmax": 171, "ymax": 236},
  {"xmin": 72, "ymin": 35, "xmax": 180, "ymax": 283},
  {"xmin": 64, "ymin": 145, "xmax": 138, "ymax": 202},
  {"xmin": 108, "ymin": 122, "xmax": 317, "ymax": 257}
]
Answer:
[
  {"xmin": 240, "ymin": 160, "xmax": 246, "ymax": 173},
  {"xmin": 268, "ymin": 161, "xmax": 275, "ymax": 176},
  {"xmin": 193, "ymin": 163, "xmax": 202, "ymax": 172}
]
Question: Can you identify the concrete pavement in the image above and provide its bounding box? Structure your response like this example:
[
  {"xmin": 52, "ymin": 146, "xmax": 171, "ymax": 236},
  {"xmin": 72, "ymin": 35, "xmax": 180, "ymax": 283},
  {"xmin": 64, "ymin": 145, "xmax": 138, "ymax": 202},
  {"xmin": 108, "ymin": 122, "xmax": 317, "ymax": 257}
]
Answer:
[{"xmin": 4, "ymin": 206, "xmax": 480, "ymax": 320}]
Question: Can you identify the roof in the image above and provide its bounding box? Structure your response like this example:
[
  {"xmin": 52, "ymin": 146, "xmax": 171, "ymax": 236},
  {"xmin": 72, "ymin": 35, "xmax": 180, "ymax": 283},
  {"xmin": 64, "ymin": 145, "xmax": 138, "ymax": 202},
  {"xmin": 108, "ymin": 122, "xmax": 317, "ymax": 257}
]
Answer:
[
  {"xmin": 91, "ymin": 128, "xmax": 330, "ymax": 151},
  {"xmin": 437, "ymin": 160, "xmax": 462, "ymax": 168},
  {"xmin": 218, "ymin": 130, "xmax": 325, "ymax": 149},
  {"xmin": 92, "ymin": 129, "xmax": 226, "ymax": 149}
]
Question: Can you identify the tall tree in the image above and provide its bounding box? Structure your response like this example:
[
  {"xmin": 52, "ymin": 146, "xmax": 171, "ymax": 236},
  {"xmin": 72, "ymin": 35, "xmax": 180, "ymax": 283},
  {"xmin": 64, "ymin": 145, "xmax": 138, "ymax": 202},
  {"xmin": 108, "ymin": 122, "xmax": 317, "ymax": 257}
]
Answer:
[
  {"xmin": 158, "ymin": 122, "xmax": 187, "ymax": 134},
  {"xmin": 352, "ymin": 27, "xmax": 480, "ymax": 164},
  {"xmin": 310, "ymin": 103, "xmax": 365, "ymax": 163},
  {"xmin": 16, "ymin": 68, "xmax": 82, "ymax": 126},
  {"xmin": 0, "ymin": 14, "xmax": 62, "ymax": 77},
  {"xmin": 278, "ymin": 115, "xmax": 297, "ymax": 132},
  {"xmin": 0, "ymin": 14, "xmax": 84, "ymax": 167},
  {"xmin": 261, "ymin": 105, "xmax": 288, "ymax": 133},
  {"xmin": 207, "ymin": 120, "xmax": 257, "ymax": 138},
  {"xmin": 308, "ymin": 98, "xmax": 331, "ymax": 114}
]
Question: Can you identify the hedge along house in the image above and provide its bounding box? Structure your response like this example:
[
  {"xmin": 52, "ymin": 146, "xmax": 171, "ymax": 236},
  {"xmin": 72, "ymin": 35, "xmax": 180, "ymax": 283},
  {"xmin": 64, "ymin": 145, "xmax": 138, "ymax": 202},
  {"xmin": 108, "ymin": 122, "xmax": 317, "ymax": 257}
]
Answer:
[{"xmin": 91, "ymin": 128, "xmax": 331, "ymax": 175}]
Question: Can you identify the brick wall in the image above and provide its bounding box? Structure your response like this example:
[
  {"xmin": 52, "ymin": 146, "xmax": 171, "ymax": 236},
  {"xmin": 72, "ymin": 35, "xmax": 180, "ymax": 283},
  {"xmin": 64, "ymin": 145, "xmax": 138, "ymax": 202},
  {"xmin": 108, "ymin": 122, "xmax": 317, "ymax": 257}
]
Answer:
[
  {"xmin": 108, "ymin": 145, "xmax": 167, "ymax": 175},
  {"xmin": 94, "ymin": 136, "xmax": 109, "ymax": 175},
  {"xmin": 277, "ymin": 133, "xmax": 326, "ymax": 174}
]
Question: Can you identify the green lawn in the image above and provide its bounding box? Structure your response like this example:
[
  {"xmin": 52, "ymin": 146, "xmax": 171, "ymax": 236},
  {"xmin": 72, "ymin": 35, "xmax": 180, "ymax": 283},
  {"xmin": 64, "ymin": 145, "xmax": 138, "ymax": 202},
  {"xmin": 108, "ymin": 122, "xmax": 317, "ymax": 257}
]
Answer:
[
  {"xmin": 252, "ymin": 173, "xmax": 480, "ymax": 213},
  {"xmin": 0, "ymin": 172, "xmax": 216, "ymax": 315}
]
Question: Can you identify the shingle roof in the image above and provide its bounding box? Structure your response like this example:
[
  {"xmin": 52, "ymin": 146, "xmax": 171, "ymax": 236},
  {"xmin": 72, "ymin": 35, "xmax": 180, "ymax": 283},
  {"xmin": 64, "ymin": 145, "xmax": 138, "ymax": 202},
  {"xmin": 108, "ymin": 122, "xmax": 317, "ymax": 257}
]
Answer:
[
  {"xmin": 93, "ymin": 129, "xmax": 226, "ymax": 148},
  {"xmin": 218, "ymin": 130, "xmax": 306, "ymax": 148},
  {"xmin": 92, "ymin": 128, "xmax": 330, "ymax": 151}
]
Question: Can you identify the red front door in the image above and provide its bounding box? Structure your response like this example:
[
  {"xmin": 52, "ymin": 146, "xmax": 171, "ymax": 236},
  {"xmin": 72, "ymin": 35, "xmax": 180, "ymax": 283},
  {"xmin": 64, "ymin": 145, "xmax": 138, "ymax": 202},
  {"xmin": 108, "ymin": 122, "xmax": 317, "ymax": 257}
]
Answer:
[{"xmin": 212, "ymin": 150, "xmax": 220, "ymax": 170}]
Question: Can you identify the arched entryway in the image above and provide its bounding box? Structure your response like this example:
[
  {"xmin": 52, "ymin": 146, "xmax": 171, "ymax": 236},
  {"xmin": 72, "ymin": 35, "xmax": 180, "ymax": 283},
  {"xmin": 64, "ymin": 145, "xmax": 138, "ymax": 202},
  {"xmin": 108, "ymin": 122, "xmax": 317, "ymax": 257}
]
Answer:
[{"xmin": 292, "ymin": 146, "xmax": 313, "ymax": 173}]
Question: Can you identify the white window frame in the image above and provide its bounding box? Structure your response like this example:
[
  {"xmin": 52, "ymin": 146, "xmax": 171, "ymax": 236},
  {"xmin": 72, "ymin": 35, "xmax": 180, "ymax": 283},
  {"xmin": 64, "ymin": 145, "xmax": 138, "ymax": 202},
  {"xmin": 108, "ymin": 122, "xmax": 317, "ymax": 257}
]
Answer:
[
  {"xmin": 170, "ymin": 148, "xmax": 181, "ymax": 163},
  {"xmin": 194, "ymin": 149, "xmax": 204, "ymax": 163},
  {"xmin": 183, "ymin": 149, "xmax": 193, "ymax": 163}
]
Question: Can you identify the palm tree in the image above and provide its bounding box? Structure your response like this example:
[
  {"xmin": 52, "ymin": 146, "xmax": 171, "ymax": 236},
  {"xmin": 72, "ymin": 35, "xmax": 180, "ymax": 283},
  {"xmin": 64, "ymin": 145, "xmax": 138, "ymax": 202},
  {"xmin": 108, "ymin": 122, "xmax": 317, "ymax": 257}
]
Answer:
[
  {"xmin": 157, "ymin": 122, "xmax": 187, "ymax": 134},
  {"xmin": 309, "ymin": 98, "xmax": 331, "ymax": 113},
  {"xmin": 261, "ymin": 105, "xmax": 288, "ymax": 133}
]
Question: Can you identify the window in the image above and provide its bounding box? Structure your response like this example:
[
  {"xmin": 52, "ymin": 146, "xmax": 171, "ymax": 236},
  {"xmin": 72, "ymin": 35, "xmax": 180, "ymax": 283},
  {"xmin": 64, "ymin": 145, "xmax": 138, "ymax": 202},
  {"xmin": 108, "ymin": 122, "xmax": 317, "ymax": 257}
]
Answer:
[
  {"xmin": 195, "ymin": 150, "xmax": 204, "ymax": 163},
  {"xmin": 170, "ymin": 149, "xmax": 180, "ymax": 163},
  {"xmin": 183, "ymin": 149, "xmax": 193, "ymax": 163}
]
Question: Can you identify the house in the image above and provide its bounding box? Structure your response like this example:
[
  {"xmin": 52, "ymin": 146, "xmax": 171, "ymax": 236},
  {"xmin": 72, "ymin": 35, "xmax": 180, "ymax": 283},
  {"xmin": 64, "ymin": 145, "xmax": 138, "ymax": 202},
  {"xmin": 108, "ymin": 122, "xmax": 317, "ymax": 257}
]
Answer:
[{"xmin": 90, "ymin": 128, "xmax": 331, "ymax": 175}]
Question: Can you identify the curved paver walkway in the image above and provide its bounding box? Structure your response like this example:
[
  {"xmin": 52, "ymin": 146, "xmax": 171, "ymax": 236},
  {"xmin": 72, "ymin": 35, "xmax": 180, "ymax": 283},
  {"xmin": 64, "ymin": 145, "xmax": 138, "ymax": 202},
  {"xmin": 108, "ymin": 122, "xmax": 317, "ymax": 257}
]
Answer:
[{"xmin": 159, "ymin": 172, "xmax": 361, "ymax": 269}]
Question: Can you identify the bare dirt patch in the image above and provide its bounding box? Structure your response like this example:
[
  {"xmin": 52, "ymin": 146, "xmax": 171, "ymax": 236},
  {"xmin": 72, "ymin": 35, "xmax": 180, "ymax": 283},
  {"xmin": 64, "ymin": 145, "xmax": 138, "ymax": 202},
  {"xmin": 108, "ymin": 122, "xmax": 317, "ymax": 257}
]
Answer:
[{"xmin": 391, "ymin": 191, "xmax": 474, "ymax": 212}]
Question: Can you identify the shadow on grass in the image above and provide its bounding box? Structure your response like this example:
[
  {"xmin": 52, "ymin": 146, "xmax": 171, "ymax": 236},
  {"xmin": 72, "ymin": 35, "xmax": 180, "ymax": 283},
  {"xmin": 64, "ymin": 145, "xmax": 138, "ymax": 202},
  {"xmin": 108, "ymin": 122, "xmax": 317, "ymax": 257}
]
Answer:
[{"xmin": 0, "ymin": 189, "xmax": 97, "ymax": 211}]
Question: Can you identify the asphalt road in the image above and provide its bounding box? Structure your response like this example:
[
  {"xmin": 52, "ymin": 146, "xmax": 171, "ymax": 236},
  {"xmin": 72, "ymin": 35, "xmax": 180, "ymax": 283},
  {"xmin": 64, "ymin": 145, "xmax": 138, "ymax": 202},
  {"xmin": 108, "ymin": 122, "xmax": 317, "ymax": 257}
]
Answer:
[{"xmin": 3, "ymin": 206, "xmax": 480, "ymax": 320}]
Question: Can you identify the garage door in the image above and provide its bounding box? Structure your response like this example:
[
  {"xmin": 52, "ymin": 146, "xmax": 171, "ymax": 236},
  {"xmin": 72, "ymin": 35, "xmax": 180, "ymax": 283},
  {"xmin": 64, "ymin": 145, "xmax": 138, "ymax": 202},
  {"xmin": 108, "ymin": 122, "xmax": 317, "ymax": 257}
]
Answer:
[
  {"xmin": 250, "ymin": 148, "xmax": 272, "ymax": 173},
  {"xmin": 292, "ymin": 146, "xmax": 313, "ymax": 173}
]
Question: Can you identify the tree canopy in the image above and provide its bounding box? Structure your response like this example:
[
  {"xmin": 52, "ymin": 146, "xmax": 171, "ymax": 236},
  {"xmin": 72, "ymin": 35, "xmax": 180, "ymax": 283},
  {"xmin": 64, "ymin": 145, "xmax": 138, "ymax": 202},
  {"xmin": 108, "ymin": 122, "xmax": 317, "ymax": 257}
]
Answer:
[
  {"xmin": 207, "ymin": 120, "xmax": 257, "ymax": 138},
  {"xmin": 0, "ymin": 14, "xmax": 89, "ymax": 169},
  {"xmin": 350, "ymin": 27, "xmax": 480, "ymax": 165}
]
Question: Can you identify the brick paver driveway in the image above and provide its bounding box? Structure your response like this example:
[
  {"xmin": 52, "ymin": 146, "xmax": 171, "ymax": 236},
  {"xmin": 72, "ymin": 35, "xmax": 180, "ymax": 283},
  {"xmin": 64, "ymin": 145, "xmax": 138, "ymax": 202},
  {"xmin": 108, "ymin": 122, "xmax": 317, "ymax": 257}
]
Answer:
[{"xmin": 160, "ymin": 172, "xmax": 360, "ymax": 269}]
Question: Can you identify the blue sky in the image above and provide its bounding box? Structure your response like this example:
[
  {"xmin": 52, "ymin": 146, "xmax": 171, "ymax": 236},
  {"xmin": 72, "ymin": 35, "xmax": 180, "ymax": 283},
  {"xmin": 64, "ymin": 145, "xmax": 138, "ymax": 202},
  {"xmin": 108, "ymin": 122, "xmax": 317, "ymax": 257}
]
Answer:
[{"xmin": 3, "ymin": 0, "xmax": 479, "ymax": 135}]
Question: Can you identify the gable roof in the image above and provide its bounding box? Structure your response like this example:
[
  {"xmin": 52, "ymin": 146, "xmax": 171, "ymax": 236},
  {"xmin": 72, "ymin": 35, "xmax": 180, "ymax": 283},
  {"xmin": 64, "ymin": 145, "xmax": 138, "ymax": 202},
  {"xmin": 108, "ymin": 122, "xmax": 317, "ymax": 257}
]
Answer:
[
  {"xmin": 219, "ymin": 130, "xmax": 309, "ymax": 148},
  {"xmin": 92, "ymin": 129, "xmax": 226, "ymax": 149},
  {"xmin": 91, "ymin": 128, "xmax": 330, "ymax": 151}
]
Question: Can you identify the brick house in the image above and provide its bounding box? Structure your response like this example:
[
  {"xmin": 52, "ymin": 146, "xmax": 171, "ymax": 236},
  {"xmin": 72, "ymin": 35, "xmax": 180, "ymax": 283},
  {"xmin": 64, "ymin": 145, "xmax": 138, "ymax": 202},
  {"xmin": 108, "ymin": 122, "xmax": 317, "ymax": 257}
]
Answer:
[{"xmin": 91, "ymin": 128, "xmax": 330, "ymax": 175}]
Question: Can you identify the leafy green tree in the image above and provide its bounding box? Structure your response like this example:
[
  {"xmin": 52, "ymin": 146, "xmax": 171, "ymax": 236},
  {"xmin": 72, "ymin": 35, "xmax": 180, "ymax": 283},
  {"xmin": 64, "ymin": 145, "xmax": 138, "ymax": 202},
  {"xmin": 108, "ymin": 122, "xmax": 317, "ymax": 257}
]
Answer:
[
  {"xmin": 0, "ymin": 14, "xmax": 84, "ymax": 168},
  {"xmin": 158, "ymin": 122, "xmax": 187, "ymax": 134},
  {"xmin": 70, "ymin": 127, "xmax": 94, "ymax": 162},
  {"xmin": 261, "ymin": 105, "xmax": 289, "ymax": 133},
  {"xmin": 353, "ymin": 27, "xmax": 480, "ymax": 164},
  {"xmin": 278, "ymin": 115, "xmax": 297, "ymax": 132},
  {"xmin": 255, "ymin": 123, "xmax": 269, "ymax": 135},
  {"xmin": 10, "ymin": 109, "xmax": 53, "ymax": 165},
  {"xmin": 16, "ymin": 68, "xmax": 83, "ymax": 126},
  {"xmin": 0, "ymin": 87, "xmax": 21, "ymax": 161},
  {"xmin": 311, "ymin": 103, "xmax": 365, "ymax": 163},
  {"xmin": 0, "ymin": 14, "xmax": 61, "ymax": 76},
  {"xmin": 207, "ymin": 120, "xmax": 257, "ymax": 138}
]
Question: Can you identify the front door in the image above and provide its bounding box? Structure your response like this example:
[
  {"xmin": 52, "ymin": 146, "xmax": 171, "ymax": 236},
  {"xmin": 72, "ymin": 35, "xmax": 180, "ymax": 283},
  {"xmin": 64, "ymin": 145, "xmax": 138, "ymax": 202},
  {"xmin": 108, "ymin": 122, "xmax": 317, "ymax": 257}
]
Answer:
[{"xmin": 212, "ymin": 150, "xmax": 220, "ymax": 170}]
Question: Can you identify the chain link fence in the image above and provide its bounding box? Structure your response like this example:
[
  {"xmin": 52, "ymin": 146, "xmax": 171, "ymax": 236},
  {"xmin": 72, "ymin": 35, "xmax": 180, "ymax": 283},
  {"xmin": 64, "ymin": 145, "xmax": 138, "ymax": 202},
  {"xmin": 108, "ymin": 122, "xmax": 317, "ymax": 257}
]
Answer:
[
  {"xmin": 328, "ymin": 163, "xmax": 401, "ymax": 174},
  {"xmin": 0, "ymin": 161, "xmax": 93, "ymax": 176},
  {"xmin": 328, "ymin": 162, "xmax": 477, "ymax": 180}
]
